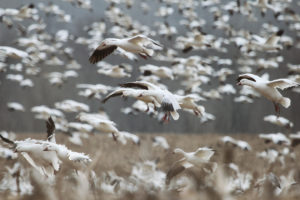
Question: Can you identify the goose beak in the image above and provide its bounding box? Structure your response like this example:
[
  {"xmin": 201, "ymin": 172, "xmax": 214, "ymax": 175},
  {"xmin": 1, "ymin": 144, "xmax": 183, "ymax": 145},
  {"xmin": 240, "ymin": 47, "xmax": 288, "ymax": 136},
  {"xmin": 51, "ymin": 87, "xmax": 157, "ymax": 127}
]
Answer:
[{"xmin": 236, "ymin": 82, "xmax": 241, "ymax": 86}]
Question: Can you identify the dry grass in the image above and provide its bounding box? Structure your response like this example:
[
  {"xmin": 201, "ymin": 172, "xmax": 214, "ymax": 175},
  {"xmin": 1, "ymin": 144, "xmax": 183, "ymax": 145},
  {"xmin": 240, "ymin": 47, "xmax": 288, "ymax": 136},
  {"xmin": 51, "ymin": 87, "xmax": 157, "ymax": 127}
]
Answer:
[{"xmin": 0, "ymin": 133, "xmax": 300, "ymax": 200}]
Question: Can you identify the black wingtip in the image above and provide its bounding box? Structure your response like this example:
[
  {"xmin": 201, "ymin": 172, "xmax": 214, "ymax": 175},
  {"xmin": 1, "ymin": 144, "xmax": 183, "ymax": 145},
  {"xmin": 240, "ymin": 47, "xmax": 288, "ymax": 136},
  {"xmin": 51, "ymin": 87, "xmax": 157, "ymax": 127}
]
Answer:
[
  {"xmin": 182, "ymin": 46, "xmax": 193, "ymax": 53},
  {"xmin": 0, "ymin": 134, "xmax": 15, "ymax": 146},
  {"xmin": 276, "ymin": 29, "xmax": 284, "ymax": 36},
  {"xmin": 46, "ymin": 116, "xmax": 55, "ymax": 141}
]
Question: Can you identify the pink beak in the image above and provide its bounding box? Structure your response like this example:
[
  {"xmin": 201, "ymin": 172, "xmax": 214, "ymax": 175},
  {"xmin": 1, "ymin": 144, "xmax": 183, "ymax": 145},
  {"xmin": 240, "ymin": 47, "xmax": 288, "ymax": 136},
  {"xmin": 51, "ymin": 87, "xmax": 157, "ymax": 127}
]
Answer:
[{"xmin": 236, "ymin": 82, "xmax": 241, "ymax": 86}]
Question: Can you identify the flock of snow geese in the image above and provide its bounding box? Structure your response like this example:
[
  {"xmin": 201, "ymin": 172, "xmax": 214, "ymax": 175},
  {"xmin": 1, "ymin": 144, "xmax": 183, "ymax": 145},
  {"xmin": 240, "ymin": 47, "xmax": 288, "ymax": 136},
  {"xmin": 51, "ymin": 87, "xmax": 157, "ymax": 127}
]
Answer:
[{"xmin": 1, "ymin": 0, "xmax": 300, "ymax": 199}]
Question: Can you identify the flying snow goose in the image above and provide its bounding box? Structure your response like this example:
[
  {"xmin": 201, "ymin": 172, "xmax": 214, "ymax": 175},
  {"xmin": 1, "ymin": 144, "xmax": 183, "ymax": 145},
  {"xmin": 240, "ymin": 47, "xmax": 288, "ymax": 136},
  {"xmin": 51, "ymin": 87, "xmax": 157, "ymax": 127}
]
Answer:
[
  {"xmin": 102, "ymin": 87, "xmax": 161, "ymax": 110},
  {"xmin": 250, "ymin": 30, "xmax": 284, "ymax": 51},
  {"xmin": 166, "ymin": 147, "xmax": 216, "ymax": 184},
  {"xmin": 221, "ymin": 136, "xmax": 252, "ymax": 151},
  {"xmin": 237, "ymin": 73, "xmax": 299, "ymax": 116},
  {"xmin": 89, "ymin": 35, "xmax": 163, "ymax": 63},
  {"xmin": 174, "ymin": 94, "xmax": 205, "ymax": 116},
  {"xmin": 263, "ymin": 115, "xmax": 293, "ymax": 129},
  {"xmin": 139, "ymin": 64, "xmax": 174, "ymax": 80},
  {"xmin": 0, "ymin": 46, "xmax": 29, "ymax": 60},
  {"xmin": 55, "ymin": 99, "xmax": 90, "ymax": 113},
  {"xmin": 152, "ymin": 136, "xmax": 169, "ymax": 150},
  {"xmin": 97, "ymin": 65, "xmax": 131, "ymax": 78},
  {"xmin": 7, "ymin": 102, "xmax": 25, "ymax": 112},
  {"xmin": 259, "ymin": 132, "xmax": 291, "ymax": 145},
  {"xmin": 76, "ymin": 112, "xmax": 120, "ymax": 140},
  {"xmin": 0, "ymin": 118, "xmax": 60, "ymax": 178},
  {"xmin": 119, "ymin": 81, "xmax": 181, "ymax": 121}
]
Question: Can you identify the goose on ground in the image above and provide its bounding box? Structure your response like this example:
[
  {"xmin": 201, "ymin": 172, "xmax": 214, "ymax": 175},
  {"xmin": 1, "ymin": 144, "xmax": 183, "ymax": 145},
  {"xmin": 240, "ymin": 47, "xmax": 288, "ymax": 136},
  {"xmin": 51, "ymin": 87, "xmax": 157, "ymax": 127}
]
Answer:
[
  {"xmin": 237, "ymin": 73, "xmax": 299, "ymax": 117},
  {"xmin": 89, "ymin": 35, "xmax": 162, "ymax": 63}
]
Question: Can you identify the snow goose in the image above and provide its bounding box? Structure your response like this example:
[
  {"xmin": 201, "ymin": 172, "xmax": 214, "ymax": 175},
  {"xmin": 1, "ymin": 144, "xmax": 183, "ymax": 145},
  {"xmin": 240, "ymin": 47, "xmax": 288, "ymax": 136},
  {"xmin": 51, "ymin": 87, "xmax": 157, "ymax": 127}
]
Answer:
[
  {"xmin": 0, "ymin": 46, "xmax": 29, "ymax": 60},
  {"xmin": 259, "ymin": 132, "xmax": 291, "ymax": 145},
  {"xmin": 89, "ymin": 35, "xmax": 162, "ymax": 63},
  {"xmin": 221, "ymin": 136, "xmax": 252, "ymax": 151},
  {"xmin": 76, "ymin": 112, "xmax": 120, "ymax": 141},
  {"xmin": 76, "ymin": 83, "xmax": 111, "ymax": 99},
  {"xmin": 250, "ymin": 29, "xmax": 284, "ymax": 52},
  {"xmin": 7, "ymin": 102, "xmax": 25, "ymax": 112},
  {"xmin": 139, "ymin": 64, "xmax": 174, "ymax": 80},
  {"xmin": 97, "ymin": 65, "xmax": 131, "ymax": 78},
  {"xmin": 119, "ymin": 81, "xmax": 181, "ymax": 121},
  {"xmin": 166, "ymin": 147, "xmax": 216, "ymax": 184},
  {"xmin": 152, "ymin": 136, "xmax": 169, "ymax": 150},
  {"xmin": 237, "ymin": 73, "xmax": 299, "ymax": 116},
  {"xmin": 0, "ymin": 118, "xmax": 60, "ymax": 178},
  {"xmin": 54, "ymin": 99, "xmax": 90, "ymax": 113},
  {"xmin": 264, "ymin": 115, "xmax": 293, "ymax": 129},
  {"xmin": 102, "ymin": 87, "xmax": 161, "ymax": 110},
  {"xmin": 174, "ymin": 94, "xmax": 205, "ymax": 116}
]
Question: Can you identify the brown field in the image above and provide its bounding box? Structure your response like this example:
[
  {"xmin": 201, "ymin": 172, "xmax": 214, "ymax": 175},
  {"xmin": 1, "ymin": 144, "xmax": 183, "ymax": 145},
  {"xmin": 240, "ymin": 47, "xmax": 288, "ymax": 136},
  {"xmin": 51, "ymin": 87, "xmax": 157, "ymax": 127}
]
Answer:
[{"xmin": 0, "ymin": 133, "xmax": 299, "ymax": 200}]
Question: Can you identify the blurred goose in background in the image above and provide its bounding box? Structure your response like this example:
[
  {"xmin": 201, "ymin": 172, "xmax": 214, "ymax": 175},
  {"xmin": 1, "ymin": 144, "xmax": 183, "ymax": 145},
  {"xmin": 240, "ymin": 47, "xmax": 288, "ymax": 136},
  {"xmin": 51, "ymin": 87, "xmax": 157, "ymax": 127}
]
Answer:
[
  {"xmin": 139, "ymin": 64, "xmax": 174, "ymax": 80},
  {"xmin": 31, "ymin": 105, "xmax": 64, "ymax": 120},
  {"xmin": 174, "ymin": 94, "xmax": 205, "ymax": 116},
  {"xmin": 263, "ymin": 115, "xmax": 293, "ymax": 129},
  {"xmin": 0, "ymin": 46, "xmax": 29, "ymax": 61},
  {"xmin": 237, "ymin": 73, "xmax": 299, "ymax": 117},
  {"xmin": 76, "ymin": 112, "xmax": 120, "ymax": 141},
  {"xmin": 166, "ymin": 147, "xmax": 216, "ymax": 184},
  {"xmin": 250, "ymin": 29, "xmax": 284, "ymax": 52},
  {"xmin": 97, "ymin": 65, "xmax": 131, "ymax": 78},
  {"xmin": 152, "ymin": 136, "xmax": 169, "ymax": 150},
  {"xmin": 259, "ymin": 132, "xmax": 291, "ymax": 145},
  {"xmin": 55, "ymin": 99, "xmax": 90, "ymax": 113},
  {"xmin": 221, "ymin": 136, "xmax": 252, "ymax": 151},
  {"xmin": 89, "ymin": 35, "xmax": 163, "ymax": 63},
  {"xmin": 76, "ymin": 83, "xmax": 111, "ymax": 99},
  {"xmin": 7, "ymin": 102, "xmax": 25, "ymax": 112}
]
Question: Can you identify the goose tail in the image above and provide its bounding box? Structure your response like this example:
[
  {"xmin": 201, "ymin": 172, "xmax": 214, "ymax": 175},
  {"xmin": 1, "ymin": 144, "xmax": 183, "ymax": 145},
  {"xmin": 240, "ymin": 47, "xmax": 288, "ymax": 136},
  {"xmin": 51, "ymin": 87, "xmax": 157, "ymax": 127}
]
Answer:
[
  {"xmin": 170, "ymin": 111, "xmax": 179, "ymax": 120},
  {"xmin": 280, "ymin": 97, "xmax": 291, "ymax": 108}
]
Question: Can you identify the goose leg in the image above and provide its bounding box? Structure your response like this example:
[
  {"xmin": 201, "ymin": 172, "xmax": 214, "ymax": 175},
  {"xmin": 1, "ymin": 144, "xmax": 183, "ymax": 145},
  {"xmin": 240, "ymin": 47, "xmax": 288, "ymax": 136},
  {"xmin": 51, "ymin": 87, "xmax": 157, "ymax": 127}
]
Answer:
[
  {"xmin": 138, "ymin": 53, "xmax": 147, "ymax": 60},
  {"xmin": 193, "ymin": 109, "xmax": 199, "ymax": 116},
  {"xmin": 162, "ymin": 113, "xmax": 168, "ymax": 123},
  {"xmin": 273, "ymin": 102, "xmax": 280, "ymax": 118},
  {"xmin": 145, "ymin": 105, "xmax": 149, "ymax": 112},
  {"xmin": 112, "ymin": 133, "xmax": 118, "ymax": 141}
]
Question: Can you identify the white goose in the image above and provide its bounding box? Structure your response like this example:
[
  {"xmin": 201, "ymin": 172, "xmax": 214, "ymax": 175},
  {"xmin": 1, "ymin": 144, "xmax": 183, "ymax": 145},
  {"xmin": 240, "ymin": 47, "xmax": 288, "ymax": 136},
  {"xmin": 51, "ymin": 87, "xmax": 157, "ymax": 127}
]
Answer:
[
  {"xmin": 237, "ymin": 73, "xmax": 299, "ymax": 116},
  {"xmin": 119, "ymin": 81, "xmax": 181, "ymax": 121},
  {"xmin": 89, "ymin": 35, "xmax": 162, "ymax": 63},
  {"xmin": 166, "ymin": 147, "xmax": 216, "ymax": 184}
]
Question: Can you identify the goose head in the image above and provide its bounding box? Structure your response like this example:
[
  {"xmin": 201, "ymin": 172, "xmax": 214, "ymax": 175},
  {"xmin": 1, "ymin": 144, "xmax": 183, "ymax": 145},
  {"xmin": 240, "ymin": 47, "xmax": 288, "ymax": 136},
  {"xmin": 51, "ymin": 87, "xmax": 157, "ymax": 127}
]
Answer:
[{"xmin": 237, "ymin": 78, "xmax": 256, "ymax": 87}]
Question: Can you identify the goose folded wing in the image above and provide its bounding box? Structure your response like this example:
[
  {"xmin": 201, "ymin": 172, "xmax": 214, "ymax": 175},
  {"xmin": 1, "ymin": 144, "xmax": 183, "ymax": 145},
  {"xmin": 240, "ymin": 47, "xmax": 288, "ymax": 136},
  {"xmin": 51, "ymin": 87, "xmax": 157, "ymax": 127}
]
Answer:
[
  {"xmin": 89, "ymin": 45, "xmax": 117, "ymax": 64},
  {"xmin": 267, "ymin": 79, "xmax": 300, "ymax": 90}
]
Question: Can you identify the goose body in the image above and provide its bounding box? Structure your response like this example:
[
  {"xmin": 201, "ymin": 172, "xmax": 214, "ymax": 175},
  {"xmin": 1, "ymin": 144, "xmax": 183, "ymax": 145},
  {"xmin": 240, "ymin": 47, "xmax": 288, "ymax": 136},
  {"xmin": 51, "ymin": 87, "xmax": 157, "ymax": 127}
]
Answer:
[{"xmin": 237, "ymin": 73, "xmax": 299, "ymax": 116}]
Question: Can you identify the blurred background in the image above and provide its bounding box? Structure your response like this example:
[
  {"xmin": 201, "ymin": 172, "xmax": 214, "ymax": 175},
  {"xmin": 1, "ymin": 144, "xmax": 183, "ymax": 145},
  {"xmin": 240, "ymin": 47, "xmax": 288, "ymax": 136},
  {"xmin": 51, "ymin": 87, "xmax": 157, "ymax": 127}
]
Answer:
[{"xmin": 0, "ymin": 0, "xmax": 299, "ymax": 134}]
